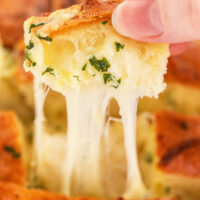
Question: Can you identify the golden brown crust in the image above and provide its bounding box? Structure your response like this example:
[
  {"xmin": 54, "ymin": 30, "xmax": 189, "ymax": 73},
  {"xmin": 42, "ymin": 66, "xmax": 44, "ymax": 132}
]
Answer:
[
  {"xmin": 155, "ymin": 111, "xmax": 200, "ymax": 177},
  {"xmin": 114, "ymin": 198, "xmax": 175, "ymax": 200},
  {"xmin": 0, "ymin": 182, "xmax": 175, "ymax": 200},
  {"xmin": 0, "ymin": 182, "xmax": 67, "ymax": 200},
  {"xmin": 165, "ymin": 42, "xmax": 200, "ymax": 88},
  {"xmin": 28, "ymin": 0, "xmax": 123, "ymax": 37},
  {"xmin": 0, "ymin": 111, "xmax": 26, "ymax": 185},
  {"xmin": 0, "ymin": 0, "xmax": 50, "ymax": 47}
]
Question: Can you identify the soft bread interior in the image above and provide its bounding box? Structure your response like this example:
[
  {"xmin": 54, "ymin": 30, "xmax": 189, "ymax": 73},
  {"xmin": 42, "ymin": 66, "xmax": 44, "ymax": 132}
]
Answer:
[{"xmin": 24, "ymin": 20, "xmax": 169, "ymax": 97}]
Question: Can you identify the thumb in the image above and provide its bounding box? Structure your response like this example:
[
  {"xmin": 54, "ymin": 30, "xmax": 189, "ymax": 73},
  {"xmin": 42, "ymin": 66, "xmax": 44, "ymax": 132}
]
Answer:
[{"xmin": 112, "ymin": 0, "xmax": 200, "ymax": 43}]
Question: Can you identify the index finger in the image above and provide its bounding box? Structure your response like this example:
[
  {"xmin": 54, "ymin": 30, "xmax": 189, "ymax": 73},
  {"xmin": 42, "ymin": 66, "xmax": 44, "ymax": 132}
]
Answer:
[{"xmin": 112, "ymin": 0, "xmax": 200, "ymax": 43}]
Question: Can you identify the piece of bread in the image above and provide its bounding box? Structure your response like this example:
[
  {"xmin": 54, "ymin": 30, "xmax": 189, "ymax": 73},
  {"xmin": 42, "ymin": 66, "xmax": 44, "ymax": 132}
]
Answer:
[
  {"xmin": 0, "ymin": 0, "xmax": 50, "ymax": 47},
  {"xmin": 138, "ymin": 42, "xmax": 200, "ymax": 116},
  {"xmin": 23, "ymin": 0, "xmax": 169, "ymax": 198},
  {"xmin": 0, "ymin": 182, "xmax": 67, "ymax": 200},
  {"xmin": 137, "ymin": 111, "xmax": 200, "ymax": 200},
  {"xmin": 0, "ymin": 181, "xmax": 176, "ymax": 200},
  {"xmin": 24, "ymin": 0, "xmax": 169, "ymax": 97},
  {"xmin": 0, "ymin": 111, "xmax": 26, "ymax": 185},
  {"xmin": 166, "ymin": 42, "xmax": 200, "ymax": 87}
]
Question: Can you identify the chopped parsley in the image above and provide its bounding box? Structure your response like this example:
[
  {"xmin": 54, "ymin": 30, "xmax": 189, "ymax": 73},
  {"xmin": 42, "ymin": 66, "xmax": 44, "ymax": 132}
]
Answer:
[
  {"xmin": 111, "ymin": 78, "xmax": 121, "ymax": 88},
  {"xmin": 165, "ymin": 186, "xmax": 171, "ymax": 194},
  {"xmin": 42, "ymin": 67, "xmax": 55, "ymax": 75},
  {"xmin": 55, "ymin": 125, "xmax": 62, "ymax": 131},
  {"xmin": 26, "ymin": 40, "xmax": 34, "ymax": 50},
  {"xmin": 82, "ymin": 63, "xmax": 87, "ymax": 71},
  {"xmin": 180, "ymin": 122, "xmax": 188, "ymax": 130},
  {"xmin": 144, "ymin": 152, "xmax": 153, "ymax": 164},
  {"xmin": 115, "ymin": 42, "xmax": 125, "ymax": 52},
  {"xmin": 29, "ymin": 22, "xmax": 46, "ymax": 33},
  {"xmin": 117, "ymin": 78, "xmax": 121, "ymax": 84},
  {"xmin": 73, "ymin": 75, "xmax": 80, "ymax": 81},
  {"xmin": 103, "ymin": 73, "xmax": 113, "ymax": 84},
  {"xmin": 88, "ymin": 56, "xmax": 121, "ymax": 88},
  {"xmin": 25, "ymin": 51, "xmax": 36, "ymax": 67},
  {"xmin": 103, "ymin": 73, "xmax": 121, "ymax": 88},
  {"xmin": 102, "ymin": 20, "xmax": 108, "ymax": 25},
  {"xmin": 37, "ymin": 35, "xmax": 52, "ymax": 42},
  {"xmin": 4, "ymin": 146, "xmax": 21, "ymax": 159},
  {"xmin": 89, "ymin": 56, "xmax": 110, "ymax": 72}
]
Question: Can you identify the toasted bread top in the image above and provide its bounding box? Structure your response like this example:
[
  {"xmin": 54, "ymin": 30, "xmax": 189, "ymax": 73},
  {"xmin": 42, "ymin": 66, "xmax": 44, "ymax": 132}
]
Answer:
[
  {"xmin": 155, "ymin": 111, "xmax": 200, "ymax": 177},
  {"xmin": 0, "ymin": 111, "xmax": 26, "ymax": 185},
  {"xmin": 165, "ymin": 42, "xmax": 200, "ymax": 88},
  {"xmin": 0, "ymin": 182, "xmax": 67, "ymax": 200},
  {"xmin": 26, "ymin": 0, "xmax": 123, "ymax": 38},
  {"xmin": 0, "ymin": 182, "xmax": 176, "ymax": 200}
]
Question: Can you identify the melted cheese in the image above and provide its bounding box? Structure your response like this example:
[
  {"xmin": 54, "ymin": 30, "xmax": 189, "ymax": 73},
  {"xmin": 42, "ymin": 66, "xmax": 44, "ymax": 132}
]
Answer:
[{"xmin": 34, "ymin": 81, "xmax": 147, "ymax": 198}]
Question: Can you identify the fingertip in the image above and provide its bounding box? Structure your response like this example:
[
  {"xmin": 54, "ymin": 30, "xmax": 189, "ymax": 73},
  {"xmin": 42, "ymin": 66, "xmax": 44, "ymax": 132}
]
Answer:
[
  {"xmin": 112, "ymin": 0, "xmax": 163, "ymax": 41},
  {"xmin": 112, "ymin": 1, "xmax": 130, "ymax": 37}
]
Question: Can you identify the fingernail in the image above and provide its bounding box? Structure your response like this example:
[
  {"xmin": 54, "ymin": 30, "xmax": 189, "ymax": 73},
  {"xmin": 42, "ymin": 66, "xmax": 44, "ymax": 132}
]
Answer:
[{"xmin": 112, "ymin": 0, "xmax": 163, "ymax": 40}]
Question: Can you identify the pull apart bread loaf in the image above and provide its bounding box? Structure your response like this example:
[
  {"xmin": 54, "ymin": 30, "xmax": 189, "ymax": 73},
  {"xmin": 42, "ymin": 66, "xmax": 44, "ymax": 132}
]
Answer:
[
  {"xmin": 24, "ymin": 0, "xmax": 169, "ymax": 199},
  {"xmin": 0, "ymin": 110, "xmax": 176, "ymax": 200},
  {"xmin": 0, "ymin": 182, "xmax": 176, "ymax": 200},
  {"xmin": 138, "ymin": 111, "xmax": 200, "ymax": 200},
  {"xmin": 0, "ymin": 111, "xmax": 26, "ymax": 185}
]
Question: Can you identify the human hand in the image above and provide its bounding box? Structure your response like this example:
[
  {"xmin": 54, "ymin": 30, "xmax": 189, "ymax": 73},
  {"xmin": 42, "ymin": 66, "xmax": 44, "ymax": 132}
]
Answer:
[{"xmin": 112, "ymin": 0, "xmax": 200, "ymax": 55}]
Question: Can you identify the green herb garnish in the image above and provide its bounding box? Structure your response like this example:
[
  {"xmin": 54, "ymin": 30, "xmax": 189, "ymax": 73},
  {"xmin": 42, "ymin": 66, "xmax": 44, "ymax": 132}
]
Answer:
[
  {"xmin": 26, "ymin": 40, "xmax": 34, "ymax": 50},
  {"xmin": 73, "ymin": 75, "xmax": 80, "ymax": 81},
  {"xmin": 89, "ymin": 56, "xmax": 121, "ymax": 88},
  {"xmin": 25, "ymin": 51, "xmax": 36, "ymax": 67},
  {"xmin": 165, "ymin": 186, "xmax": 171, "ymax": 194},
  {"xmin": 180, "ymin": 122, "xmax": 188, "ymax": 130},
  {"xmin": 103, "ymin": 73, "xmax": 121, "ymax": 88},
  {"xmin": 144, "ymin": 152, "xmax": 153, "ymax": 164},
  {"xmin": 29, "ymin": 22, "xmax": 45, "ymax": 33},
  {"xmin": 42, "ymin": 67, "xmax": 55, "ymax": 75},
  {"xmin": 117, "ymin": 78, "xmax": 121, "ymax": 84},
  {"xmin": 89, "ymin": 56, "xmax": 110, "ymax": 72},
  {"xmin": 102, "ymin": 21, "xmax": 108, "ymax": 25},
  {"xmin": 32, "ymin": 62, "xmax": 36, "ymax": 66},
  {"xmin": 37, "ymin": 35, "xmax": 52, "ymax": 42},
  {"xmin": 55, "ymin": 125, "xmax": 62, "ymax": 131},
  {"xmin": 115, "ymin": 42, "xmax": 125, "ymax": 52},
  {"xmin": 4, "ymin": 146, "xmax": 21, "ymax": 159},
  {"xmin": 103, "ymin": 73, "xmax": 113, "ymax": 84},
  {"xmin": 82, "ymin": 63, "xmax": 87, "ymax": 71}
]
